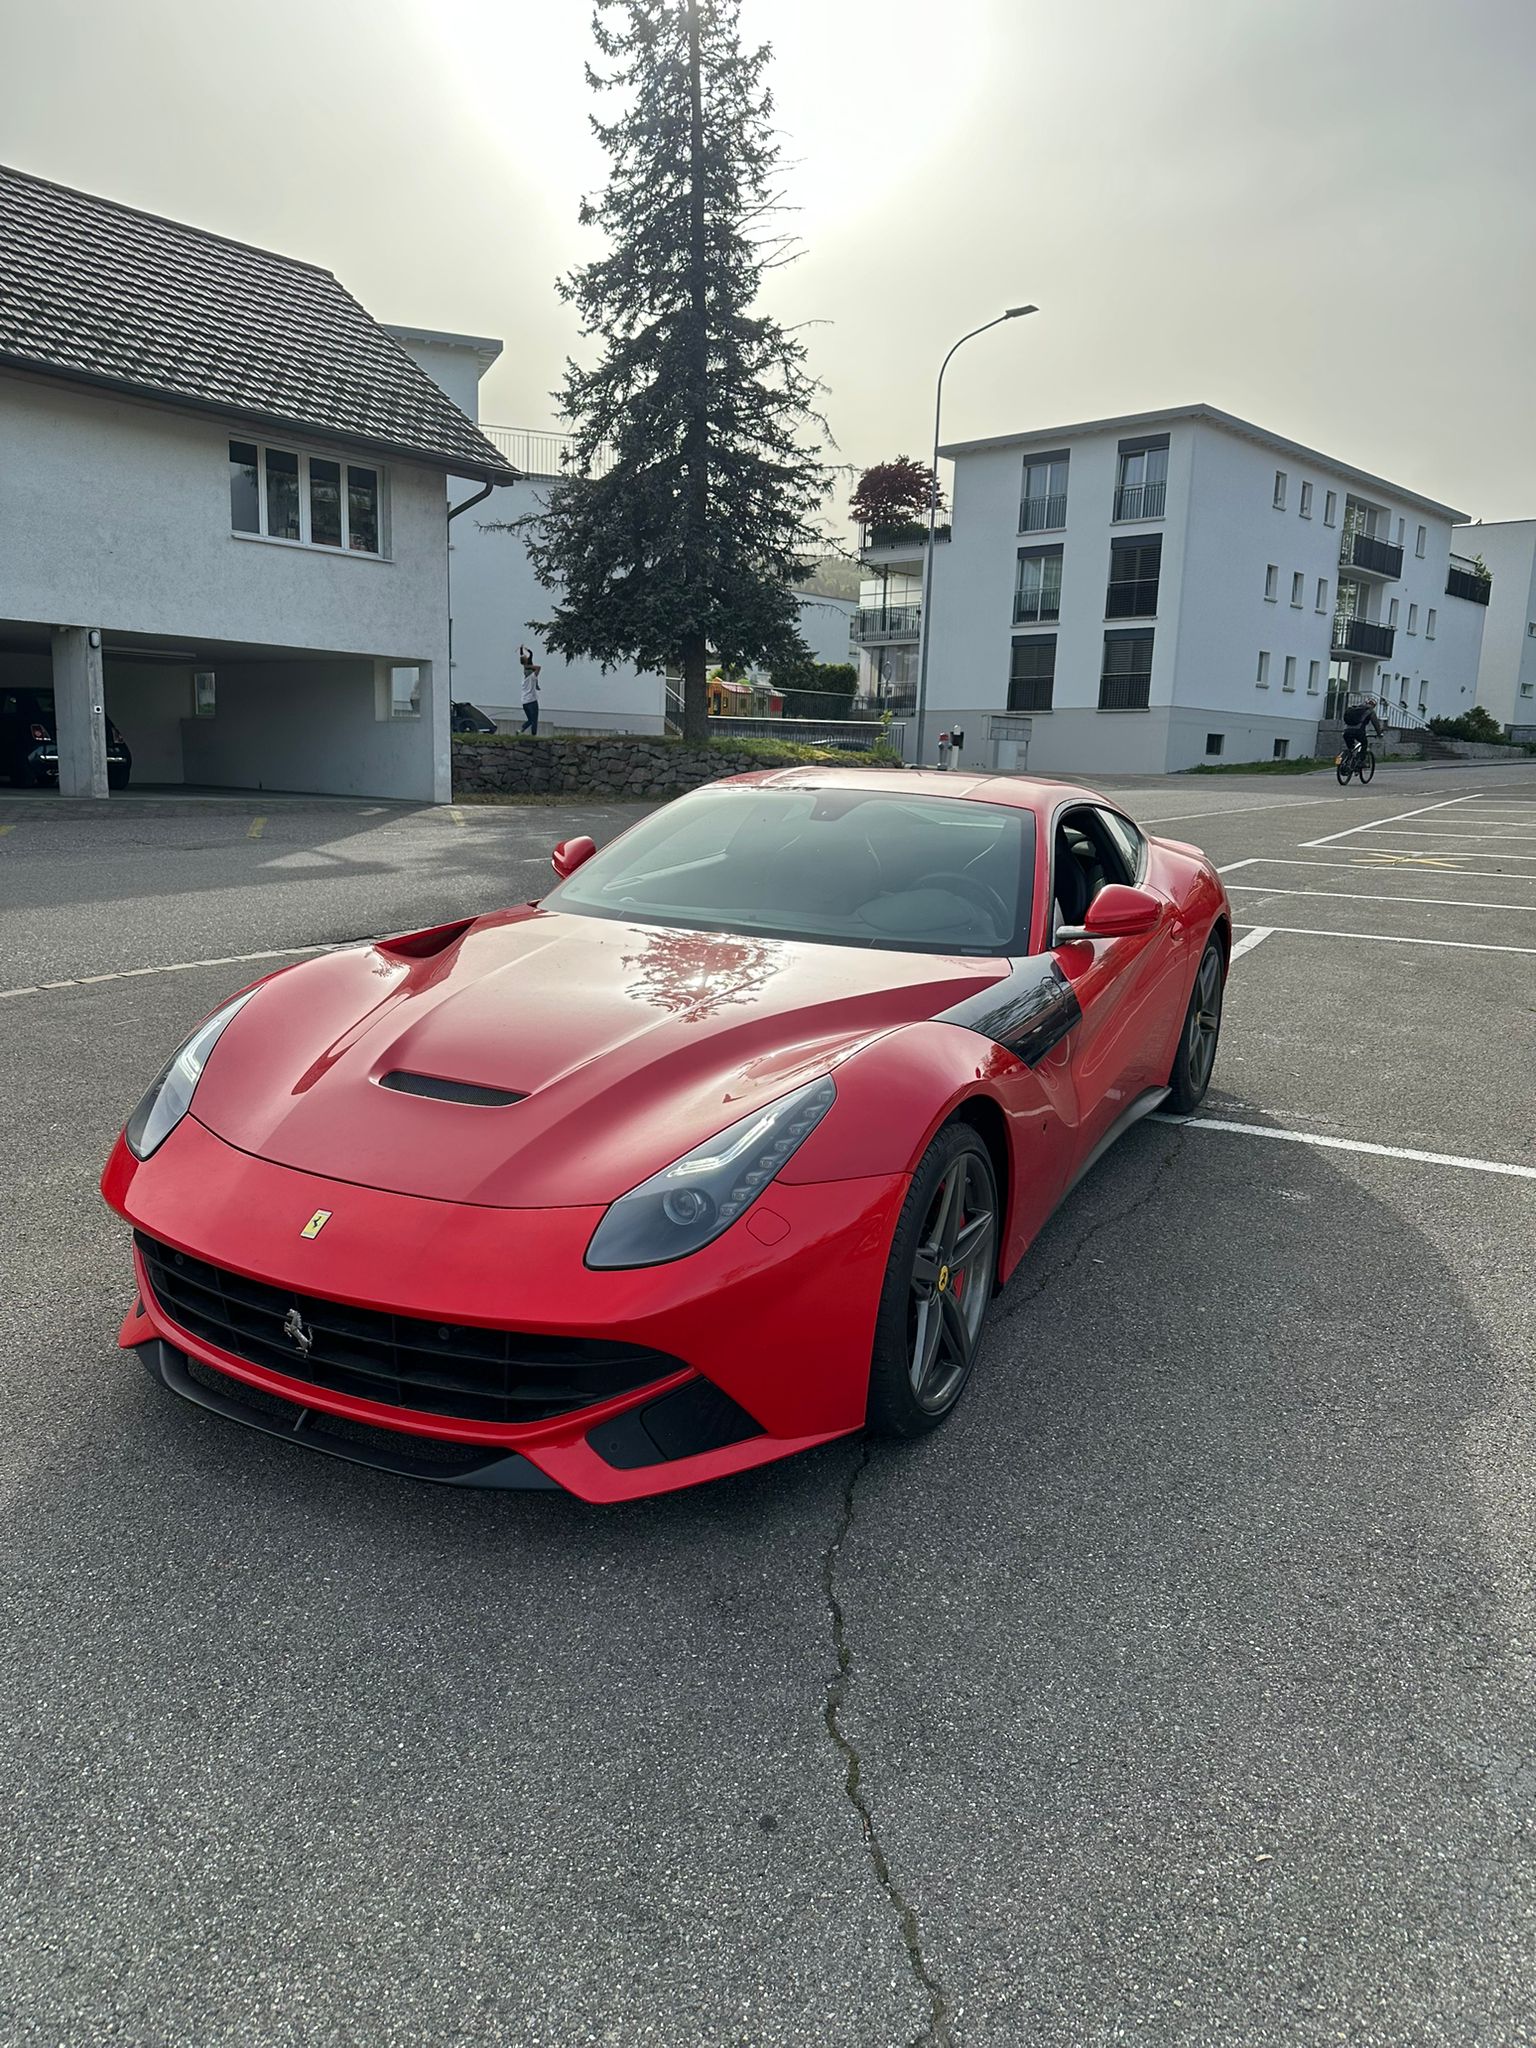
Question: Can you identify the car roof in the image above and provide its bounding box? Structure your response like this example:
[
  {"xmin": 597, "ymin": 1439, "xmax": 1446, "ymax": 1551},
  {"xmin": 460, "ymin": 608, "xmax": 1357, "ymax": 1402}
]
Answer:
[{"xmin": 717, "ymin": 765, "xmax": 1115, "ymax": 814}]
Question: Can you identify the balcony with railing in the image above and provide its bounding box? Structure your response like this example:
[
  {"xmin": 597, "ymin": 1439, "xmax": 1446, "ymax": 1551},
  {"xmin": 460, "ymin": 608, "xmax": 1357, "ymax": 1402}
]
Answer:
[
  {"xmin": 1332, "ymin": 615, "xmax": 1396, "ymax": 659},
  {"xmin": 1018, "ymin": 491, "xmax": 1068, "ymax": 534},
  {"xmin": 1112, "ymin": 479, "xmax": 1166, "ymax": 522},
  {"xmin": 1446, "ymin": 555, "xmax": 1492, "ymax": 604},
  {"xmin": 1098, "ymin": 672, "xmax": 1152, "ymax": 710},
  {"xmin": 853, "ymin": 603, "xmax": 922, "ymax": 644},
  {"xmin": 1339, "ymin": 529, "xmax": 1404, "ymax": 580},
  {"xmin": 480, "ymin": 425, "xmax": 618, "ymax": 480},
  {"xmin": 858, "ymin": 519, "xmax": 952, "ymax": 564}
]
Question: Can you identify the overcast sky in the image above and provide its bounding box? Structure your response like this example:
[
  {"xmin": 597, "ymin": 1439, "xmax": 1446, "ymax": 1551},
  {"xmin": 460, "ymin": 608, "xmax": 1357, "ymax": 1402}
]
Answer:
[{"xmin": 4, "ymin": 0, "xmax": 1535, "ymax": 526}]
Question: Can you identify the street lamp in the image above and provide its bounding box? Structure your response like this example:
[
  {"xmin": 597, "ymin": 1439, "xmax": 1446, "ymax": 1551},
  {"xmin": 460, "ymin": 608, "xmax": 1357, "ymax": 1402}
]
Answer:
[{"xmin": 912, "ymin": 305, "xmax": 1038, "ymax": 766}]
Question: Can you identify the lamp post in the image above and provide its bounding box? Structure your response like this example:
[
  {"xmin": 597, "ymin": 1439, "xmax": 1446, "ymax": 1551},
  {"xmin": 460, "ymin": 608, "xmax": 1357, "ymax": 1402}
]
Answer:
[{"xmin": 912, "ymin": 305, "xmax": 1037, "ymax": 767}]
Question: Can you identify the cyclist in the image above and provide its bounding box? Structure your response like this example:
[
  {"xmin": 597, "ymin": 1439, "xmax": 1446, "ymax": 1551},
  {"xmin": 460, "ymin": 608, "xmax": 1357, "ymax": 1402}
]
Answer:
[{"xmin": 1341, "ymin": 698, "xmax": 1384, "ymax": 769}]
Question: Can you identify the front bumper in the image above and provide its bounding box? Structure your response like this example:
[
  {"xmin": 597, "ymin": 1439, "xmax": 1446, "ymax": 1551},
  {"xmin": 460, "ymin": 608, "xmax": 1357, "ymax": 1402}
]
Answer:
[{"xmin": 103, "ymin": 1118, "xmax": 907, "ymax": 1503}]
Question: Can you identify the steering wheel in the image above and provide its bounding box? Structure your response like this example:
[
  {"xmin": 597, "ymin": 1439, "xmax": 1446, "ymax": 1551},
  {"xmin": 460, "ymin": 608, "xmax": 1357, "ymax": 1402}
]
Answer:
[{"xmin": 912, "ymin": 871, "xmax": 1011, "ymax": 933}]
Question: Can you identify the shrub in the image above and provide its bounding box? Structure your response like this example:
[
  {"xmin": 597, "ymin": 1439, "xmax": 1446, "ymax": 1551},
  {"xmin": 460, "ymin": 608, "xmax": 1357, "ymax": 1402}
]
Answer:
[{"xmin": 1428, "ymin": 707, "xmax": 1508, "ymax": 743}]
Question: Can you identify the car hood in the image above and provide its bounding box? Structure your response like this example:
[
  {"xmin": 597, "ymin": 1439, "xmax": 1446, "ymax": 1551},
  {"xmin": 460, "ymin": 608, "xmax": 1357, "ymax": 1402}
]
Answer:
[{"xmin": 189, "ymin": 908, "xmax": 1007, "ymax": 1206}]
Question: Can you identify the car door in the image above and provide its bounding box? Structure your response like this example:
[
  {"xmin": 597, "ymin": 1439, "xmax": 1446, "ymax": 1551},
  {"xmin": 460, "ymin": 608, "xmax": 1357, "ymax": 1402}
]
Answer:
[{"xmin": 1047, "ymin": 803, "xmax": 1178, "ymax": 1169}]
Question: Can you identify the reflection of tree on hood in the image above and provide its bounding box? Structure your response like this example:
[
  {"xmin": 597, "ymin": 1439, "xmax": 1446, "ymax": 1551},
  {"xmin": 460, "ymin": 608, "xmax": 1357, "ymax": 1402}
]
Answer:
[{"xmin": 621, "ymin": 927, "xmax": 779, "ymax": 1018}]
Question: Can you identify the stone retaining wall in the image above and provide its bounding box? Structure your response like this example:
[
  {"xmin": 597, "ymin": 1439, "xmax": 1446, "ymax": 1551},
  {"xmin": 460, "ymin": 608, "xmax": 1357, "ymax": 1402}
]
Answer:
[{"xmin": 452, "ymin": 734, "xmax": 884, "ymax": 799}]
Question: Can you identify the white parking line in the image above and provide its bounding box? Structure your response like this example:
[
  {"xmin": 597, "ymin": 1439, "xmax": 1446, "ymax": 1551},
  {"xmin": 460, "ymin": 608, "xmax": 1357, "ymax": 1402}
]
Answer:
[
  {"xmin": 1228, "ymin": 927, "xmax": 1273, "ymax": 960},
  {"xmin": 1359, "ymin": 844, "xmax": 1536, "ymax": 864},
  {"xmin": 1223, "ymin": 855, "xmax": 1536, "ymax": 881},
  {"xmin": 1299, "ymin": 795, "xmax": 1481, "ymax": 849},
  {"xmin": 0, "ymin": 942, "xmax": 339, "ymax": 1001},
  {"xmin": 1157, "ymin": 1116, "xmax": 1536, "ymax": 1182},
  {"xmin": 1225, "ymin": 884, "xmax": 1535, "ymax": 912},
  {"xmin": 1233, "ymin": 922, "xmax": 1536, "ymax": 956}
]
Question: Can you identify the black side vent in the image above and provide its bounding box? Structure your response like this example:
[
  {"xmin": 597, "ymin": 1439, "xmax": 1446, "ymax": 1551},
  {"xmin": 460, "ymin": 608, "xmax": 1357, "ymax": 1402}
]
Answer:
[
  {"xmin": 587, "ymin": 1379, "xmax": 764, "ymax": 1470},
  {"xmin": 379, "ymin": 1071, "xmax": 525, "ymax": 1107}
]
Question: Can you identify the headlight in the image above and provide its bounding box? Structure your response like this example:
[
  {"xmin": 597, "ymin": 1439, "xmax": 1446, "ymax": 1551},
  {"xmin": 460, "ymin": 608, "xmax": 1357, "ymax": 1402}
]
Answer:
[
  {"xmin": 124, "ymin": 991, "xmax": 256, "ymax": 1160},
  {"xmin": 585, "ymin": 1075, "xmax": 837, "ymax": 1269}
]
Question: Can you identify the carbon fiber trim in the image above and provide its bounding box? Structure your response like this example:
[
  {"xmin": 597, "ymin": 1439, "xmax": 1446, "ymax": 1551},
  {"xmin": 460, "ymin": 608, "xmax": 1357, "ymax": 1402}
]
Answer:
[{"xmin": 937, "ymin": 956, "xmax": 1081, "ymax": 1067}]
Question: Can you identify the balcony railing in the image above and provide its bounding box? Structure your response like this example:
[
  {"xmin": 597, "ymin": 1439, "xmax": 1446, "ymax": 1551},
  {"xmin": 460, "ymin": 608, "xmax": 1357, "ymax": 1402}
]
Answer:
[
  {"xmin": 1019, "ymin": 492, "xmax": 1068, "ymax": 533},
  {"xmin": 1105, "ymin": 579, "xmax": 1160, "ymax": 618},
  {"xmin": 1339, "ymin": 530, "xmax": 1404, "ymax": 579},
  {"xmin": 1113, "ymin": 480, "xmax": 1166, "ymax": 522},
  {"xmin": 853, "ymin": 604, "xmax": 921, "ymax": 643},
  {"xmin": 1008, "ymin": 677, "xmax": 1055, "ymax": 712},
  {"xmin": 1012, "ymin": 595, "xmax": 1060, "ymax": 626},
  {"xmin": 1333, "ymin": 616, "xmax": 1396, "ymax": 659},
  {"xmin": 1098, "ymin": 673, "xmax": 1152, "ymax": 710},
  {"xmin": 859, "ymin": 519, "xmax": 952, "ymax": 552},
  {"xmin": 1446, "ymin": 557, "xmax": 1492, "ymax": 605},
  {"xmin": 480, "ymin": 424, "xmax": 616, "ymax": 479}
]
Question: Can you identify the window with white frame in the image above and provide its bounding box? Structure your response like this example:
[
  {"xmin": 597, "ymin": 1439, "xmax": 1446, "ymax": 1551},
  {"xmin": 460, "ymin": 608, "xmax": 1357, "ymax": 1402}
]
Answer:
[
  {"xmin": 1283, "ymin": 655, "xmax": 1297, "ymax": 692},
  {"xmin": 1205, "ymin": 732, "xmax": 1224, "ymax": 756},
  {"xmin": 386, "ymin": 665, "xmax": 422, "ymax": 719},
  {"xmin": 1291, "ymin": 571, "xmax": 1304, "ymax": 607},
  {"xmin": 1398, "ymin": 675, "xmax": 1409, "ymax": 706},
  {"xmin": 1300, "ymin": 481, "xmax": 1313, "ymax": 518},
  {"xmin": 1388, "ymin": 597, "xmax": 1400, "ymax": 627},
  {"xmin": 1273, "ymin": 737, "xmax": 1289, "ymax": 760},
  {"xmin": 1395, "ymin": 516, "xmax": 1405, "ymax": 546},
  {"xmin": 1316, "ymin": 576, "xmax": 1328, "ymax": 612},
  {"xmin": 1307, "ymin": 659, "xmax": 1320, "ymax": 694},
  {"xmin": 1256, "ymin": 650, "xmax": 1270, "ymax": 687},
  {"xmin": 1407, "ymin": 603, "xmax": 1418, "ymax": 634},
  {"xmin": 1419, "ymin": 679, "xmax": 1429, "ymax": 713},
  {"xmin": 1416, "ymin": 524, "xmax": 1426, "ymax": 558},
  {"xmin": 1323, "ymin": 489, "xmax": 1337, "ymax": 526},
  {"xmin": 1273, "ymin": 470, "xmax": 1287, "ymax": 510},
  {"xmin": 228, "ymin": 438, "xmax": 383, "ymax": 554},
  {"xmin": 1265, "ymin": 564, "xmax": 1278, "ymax": 601},
  {"xmin": 1427, "ymin": 608, "xmax": 1436, "ymax": 640}
]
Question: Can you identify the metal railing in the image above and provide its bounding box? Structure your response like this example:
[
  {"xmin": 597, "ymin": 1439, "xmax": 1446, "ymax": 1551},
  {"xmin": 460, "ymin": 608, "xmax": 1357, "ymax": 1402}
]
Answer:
[
  {"xmin": 1112, "ymin": 480, "xmax": 1166, "ymax": 521},
  {"xmin": 480, "ymin": 425, "xmax": 617, "ymax": 480},
  {"xmin": 853, "ymin": 604, "xmax": 922, "ymax": 642},
  {"xmin": 1105, "ymin": 578, "xmax": 1160, "ymax": 618},
  {"xmin": 1332, "ymin": 616, "xmax": 1395, "ymax": 658},
  {"xmin": 1340, "ymin": 530, "xmax": 1404, "ymax": 578},
  {"xmin": 1007, "ymin": 678, "xmax": 1055, "ymax": 712},
  {"xmin": 1446, "ymin": 558, "xmax": 1492, "ymax": 604},
  {"xmin": 858, "ymin": 520, "xmax": 952, "ymax": 552},
  {"xmin": 1098, "ymin": 673, "xmax": 1151, "ymax": 710},
  {"xmin": 1012, "ymin": 593, "xmax": 1060, "ymax": 625},
  {"xmin": 1018, "ymin": 492, "xmax": 1068, "ymax": 533}
]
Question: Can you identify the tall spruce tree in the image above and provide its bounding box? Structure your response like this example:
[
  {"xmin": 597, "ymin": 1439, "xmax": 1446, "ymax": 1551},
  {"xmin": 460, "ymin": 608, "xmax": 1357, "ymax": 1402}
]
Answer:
[{"xmin": 522, "ymin": 0, "xmax": 831, "ymax": 742}]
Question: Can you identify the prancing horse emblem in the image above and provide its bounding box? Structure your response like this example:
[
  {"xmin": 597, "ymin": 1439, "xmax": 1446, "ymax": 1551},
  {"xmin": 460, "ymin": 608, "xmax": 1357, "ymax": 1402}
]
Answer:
[
  {"xmin": 282, "ymin": 1307, "xmax": 314, "ymax": 1359},
  {"xmin": 300, "ymin": 1209, "xmax": 332, "ymax": 1239}
]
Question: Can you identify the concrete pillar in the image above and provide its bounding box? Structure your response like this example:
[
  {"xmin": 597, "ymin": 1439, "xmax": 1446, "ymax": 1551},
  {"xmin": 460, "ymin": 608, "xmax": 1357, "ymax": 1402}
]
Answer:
[
  {"xmin": 50, "ymin": 626, "xmax": 109, "ymax": 798},
  {"xmin": 424, "ymin": 659, "xmax": 451, "ymax": 804}
]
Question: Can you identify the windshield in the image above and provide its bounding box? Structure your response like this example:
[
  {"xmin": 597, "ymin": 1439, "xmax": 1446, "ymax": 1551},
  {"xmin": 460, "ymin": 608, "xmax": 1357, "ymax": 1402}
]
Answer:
[{"xmin": 544, "ymin": 787, "xmax": 1036, "ymax": 955}]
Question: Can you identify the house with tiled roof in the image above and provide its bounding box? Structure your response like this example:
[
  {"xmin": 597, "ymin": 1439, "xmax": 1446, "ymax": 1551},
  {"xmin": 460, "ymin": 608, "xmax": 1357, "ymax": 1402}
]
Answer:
[{"xmin": 0, "ymin": 163, "xmax": 515, "ymax": 800}]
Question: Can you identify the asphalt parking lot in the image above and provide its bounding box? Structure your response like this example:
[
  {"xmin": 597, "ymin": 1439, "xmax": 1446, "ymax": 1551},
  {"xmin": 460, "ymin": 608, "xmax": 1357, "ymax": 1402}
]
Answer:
[{"xmin": 2, "ymin": 762, "xmax": 1534, "ymax": 2048}]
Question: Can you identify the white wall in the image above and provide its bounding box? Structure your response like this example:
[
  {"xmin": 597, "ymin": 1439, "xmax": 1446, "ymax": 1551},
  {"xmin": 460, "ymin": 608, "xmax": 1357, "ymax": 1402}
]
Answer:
[
  {"xmin": 179, "ymin": 658, "xmax": 441, "ymax": 799},
  {"xmin": 1452, "ymin": 521, "xmax": 1536, "ymax": 729},
  {"xmin": 106, "ymin": 662, "xmax": 193, "ymax": 783},
  {"xmin": 0, "ymin": 372, "xmax": 452, "ymax": 799},
  {"xmin": 448, "ymin": 479, "xmax": 665, "ymax": 732}
]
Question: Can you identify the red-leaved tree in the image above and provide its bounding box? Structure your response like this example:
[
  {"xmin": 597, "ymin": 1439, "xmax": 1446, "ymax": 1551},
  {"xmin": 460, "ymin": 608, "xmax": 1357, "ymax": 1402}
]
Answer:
[{"xmin": 849, "ymin": 456, "xmax": 945, "ymax": 531}]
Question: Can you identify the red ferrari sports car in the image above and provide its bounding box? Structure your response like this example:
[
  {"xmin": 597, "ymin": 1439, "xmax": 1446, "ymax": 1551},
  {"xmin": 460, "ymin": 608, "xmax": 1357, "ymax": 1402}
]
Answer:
[{"xmin": 102, "ymin": 769, "xmax": 1229, "ymax": 1503}]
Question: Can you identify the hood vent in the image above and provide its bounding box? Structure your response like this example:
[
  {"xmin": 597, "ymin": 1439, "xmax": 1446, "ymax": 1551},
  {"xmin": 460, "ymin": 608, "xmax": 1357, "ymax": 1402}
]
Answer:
[{"xmin": 379, "ymin": 1071, "xmax": 525, "ymax": 1107}]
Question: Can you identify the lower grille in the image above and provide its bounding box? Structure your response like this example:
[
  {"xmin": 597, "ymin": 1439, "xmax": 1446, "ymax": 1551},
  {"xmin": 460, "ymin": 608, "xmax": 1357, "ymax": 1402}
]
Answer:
[{"xmin": 136, "ymin": 1232, "xmax": 677, "ymax": 1426}]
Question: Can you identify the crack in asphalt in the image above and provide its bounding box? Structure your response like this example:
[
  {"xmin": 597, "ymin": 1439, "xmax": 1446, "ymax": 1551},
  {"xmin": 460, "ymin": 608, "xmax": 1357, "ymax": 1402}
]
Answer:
[
  {"xmin": 821, "ymin": 1442, "xmax": 954, "ymax": 2048},
  {"xmin": 993, "ymin": 1126, "xmax": 1189, "ymax": 1328},
  {"xmin": 815, "ymin": 1133, "xmax": 1187, "ymax": 2048}
]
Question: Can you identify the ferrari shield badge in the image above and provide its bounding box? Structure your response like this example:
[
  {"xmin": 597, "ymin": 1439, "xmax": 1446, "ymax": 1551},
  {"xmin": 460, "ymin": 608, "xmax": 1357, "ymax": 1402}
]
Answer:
[{"xmin": 300, "ymin": 1210, "xmax": 332, "ymax": 1239}]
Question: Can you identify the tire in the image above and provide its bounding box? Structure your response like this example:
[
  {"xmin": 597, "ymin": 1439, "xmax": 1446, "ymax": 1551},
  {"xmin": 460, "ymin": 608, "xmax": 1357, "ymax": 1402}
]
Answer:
[
  {"xmin": 1166, "ymin": 935, "xmax": 1226, "ymax": 1114},
  {"xmin": 1359, "ymin": 749, "xmax": 1375, "ymax": 785},
  {"xmin": 1336, "ymin": 756, "xmax": 1352, "ymax": 786},
  {"xmin": 866, "ymin": 1122, "xmax": 999, "ymax": 1440},
  {"xmin": 108, "ymin": 770, "xmax": 130, "ymax": 791}
]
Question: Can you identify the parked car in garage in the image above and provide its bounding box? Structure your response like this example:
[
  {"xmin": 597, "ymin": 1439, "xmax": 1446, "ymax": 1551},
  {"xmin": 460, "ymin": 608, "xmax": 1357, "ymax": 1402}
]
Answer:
[
  {"xmin": 451, "ymin": 701, "xmax": 497, "ymax": 734},
  {"xmin": 0, "ymin": 689, "xmax": 133, "ymax": 789}
]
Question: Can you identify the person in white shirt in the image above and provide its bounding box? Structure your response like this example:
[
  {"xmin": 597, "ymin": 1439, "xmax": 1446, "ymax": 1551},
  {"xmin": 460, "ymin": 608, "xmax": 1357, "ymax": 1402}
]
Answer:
[{"xmin": 518, "ymin": 645, "xmax": 541, "ymax": 735}]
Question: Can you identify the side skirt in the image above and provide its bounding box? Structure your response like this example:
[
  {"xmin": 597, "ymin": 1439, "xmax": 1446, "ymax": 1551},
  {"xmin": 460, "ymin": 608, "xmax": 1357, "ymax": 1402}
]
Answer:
[{"xmin": 1062, "ymin": 1085, "xmax": 1171, "ymax": 1200}]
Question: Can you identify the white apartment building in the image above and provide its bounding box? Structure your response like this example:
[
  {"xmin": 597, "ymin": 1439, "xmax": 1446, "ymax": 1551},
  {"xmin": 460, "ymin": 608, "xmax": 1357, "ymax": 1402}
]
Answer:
[
  {"xmin": 1451, "ymin": 519, "xmax": 1536, "ymax": 736},
  {"xmin": 858, "ymin": 405, "xmax": 1489, "ymax": 773}
]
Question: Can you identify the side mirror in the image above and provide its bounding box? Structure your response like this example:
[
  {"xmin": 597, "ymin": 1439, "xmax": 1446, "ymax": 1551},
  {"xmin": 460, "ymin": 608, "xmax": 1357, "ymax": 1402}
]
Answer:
[
  {"xmin": 550, "ymin": 835, "xmax": 596, "ymax": 880},
  {"xmin": 1056, "ymin": 884, "xmax": 1162, "ymax": 946}
]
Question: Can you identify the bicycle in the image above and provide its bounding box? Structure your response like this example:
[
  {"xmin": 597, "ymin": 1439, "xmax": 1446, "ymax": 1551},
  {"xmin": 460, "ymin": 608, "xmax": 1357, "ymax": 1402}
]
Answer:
[{"xmin": 1335, "ymin": 738, "xmax": 1376, "ymax": 786}]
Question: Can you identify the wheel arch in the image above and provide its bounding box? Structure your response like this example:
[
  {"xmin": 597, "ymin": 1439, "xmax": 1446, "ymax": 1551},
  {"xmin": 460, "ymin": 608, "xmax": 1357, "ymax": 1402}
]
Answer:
[{"xmin": 949, "ymin": 1094, "xmax": 1010, "ymax": 1280}]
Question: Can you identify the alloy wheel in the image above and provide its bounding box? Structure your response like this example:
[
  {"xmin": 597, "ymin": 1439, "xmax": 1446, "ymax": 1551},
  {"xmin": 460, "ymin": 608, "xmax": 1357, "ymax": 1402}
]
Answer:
[
  {"xmin": 1186, "ymin": 945, "xmax": 1224, "ymax": 1094},
  {"xmin": 907, "ymin": 1150, "xmax": 996, "ymax": 1414}
]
